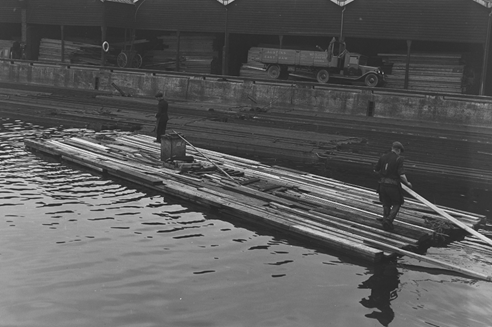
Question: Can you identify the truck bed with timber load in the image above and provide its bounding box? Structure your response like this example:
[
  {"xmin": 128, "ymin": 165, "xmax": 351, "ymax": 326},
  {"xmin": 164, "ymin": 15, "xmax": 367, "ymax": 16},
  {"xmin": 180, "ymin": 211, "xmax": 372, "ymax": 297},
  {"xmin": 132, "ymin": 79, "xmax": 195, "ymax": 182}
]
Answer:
[{"xmin": 251, "ymin": 40, "xmax": 385, "ymax": 87}]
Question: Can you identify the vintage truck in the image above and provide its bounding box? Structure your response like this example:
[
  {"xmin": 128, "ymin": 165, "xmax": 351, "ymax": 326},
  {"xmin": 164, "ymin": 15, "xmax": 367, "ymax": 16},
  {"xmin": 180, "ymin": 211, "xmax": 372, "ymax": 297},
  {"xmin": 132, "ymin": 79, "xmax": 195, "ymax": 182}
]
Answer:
[{"xmin": 252, "ymin": 40, "xmax": 385, "ymax": 87}]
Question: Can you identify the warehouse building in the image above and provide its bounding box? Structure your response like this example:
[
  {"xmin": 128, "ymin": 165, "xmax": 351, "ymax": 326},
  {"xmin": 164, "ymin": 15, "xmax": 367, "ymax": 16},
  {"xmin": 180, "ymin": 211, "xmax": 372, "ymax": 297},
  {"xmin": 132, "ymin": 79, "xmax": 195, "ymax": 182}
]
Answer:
[{"xmin": 1, "ymin": 0, "xmax": 491, "ymax": 95}]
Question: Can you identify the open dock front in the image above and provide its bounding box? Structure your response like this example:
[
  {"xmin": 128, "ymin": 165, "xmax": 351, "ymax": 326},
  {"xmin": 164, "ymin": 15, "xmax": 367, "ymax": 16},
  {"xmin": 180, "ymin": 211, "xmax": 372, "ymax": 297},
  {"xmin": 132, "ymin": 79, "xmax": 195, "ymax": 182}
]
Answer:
[{"xmin": 23, "ymin": 130, "xmax": 491, "ymax": 280}]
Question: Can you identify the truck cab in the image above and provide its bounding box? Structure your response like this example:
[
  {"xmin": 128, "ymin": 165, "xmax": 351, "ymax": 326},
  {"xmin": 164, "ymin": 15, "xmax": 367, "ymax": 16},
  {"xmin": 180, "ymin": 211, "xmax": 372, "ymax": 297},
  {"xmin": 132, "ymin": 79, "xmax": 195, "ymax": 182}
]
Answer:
[{"xmin": 346, "ymin": 53, "xmax": 384, "ymax": 87}]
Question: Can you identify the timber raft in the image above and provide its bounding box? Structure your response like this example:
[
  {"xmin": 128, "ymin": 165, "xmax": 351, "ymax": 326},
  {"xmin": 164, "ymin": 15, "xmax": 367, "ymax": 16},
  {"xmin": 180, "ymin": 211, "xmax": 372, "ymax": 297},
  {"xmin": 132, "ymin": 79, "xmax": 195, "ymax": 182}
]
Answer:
[{"xmin": 23, "ymin": 130, "xmax": 492, "ymax": 281}]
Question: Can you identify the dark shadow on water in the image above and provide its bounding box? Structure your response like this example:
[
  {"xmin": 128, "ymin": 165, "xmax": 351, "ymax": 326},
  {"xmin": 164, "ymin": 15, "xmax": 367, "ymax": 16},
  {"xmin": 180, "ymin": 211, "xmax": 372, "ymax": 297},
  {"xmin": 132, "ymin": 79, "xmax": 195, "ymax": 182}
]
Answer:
[{"xmin": 358, "ymin": 262, "xmax": 401, "ymax": 327}]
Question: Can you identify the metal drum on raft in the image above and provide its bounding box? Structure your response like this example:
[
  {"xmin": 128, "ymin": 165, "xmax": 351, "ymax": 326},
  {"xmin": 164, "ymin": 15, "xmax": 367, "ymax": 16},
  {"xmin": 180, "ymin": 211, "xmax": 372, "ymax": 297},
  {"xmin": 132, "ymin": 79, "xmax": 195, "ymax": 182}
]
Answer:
[{"xmin": 160, "ymin": 134, "xmax": 186, "ymax": 161}]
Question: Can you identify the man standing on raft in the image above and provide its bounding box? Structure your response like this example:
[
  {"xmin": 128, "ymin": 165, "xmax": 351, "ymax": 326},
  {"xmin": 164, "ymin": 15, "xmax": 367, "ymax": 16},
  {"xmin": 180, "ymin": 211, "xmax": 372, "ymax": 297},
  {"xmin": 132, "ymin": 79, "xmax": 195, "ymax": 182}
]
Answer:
[
  {"xmin": 154, "ymin": 91, "xmax": 169, "ymax": 143},
  {"xmin": 374, "ymin": 141, "xmax": 412, "ymax": 231}
]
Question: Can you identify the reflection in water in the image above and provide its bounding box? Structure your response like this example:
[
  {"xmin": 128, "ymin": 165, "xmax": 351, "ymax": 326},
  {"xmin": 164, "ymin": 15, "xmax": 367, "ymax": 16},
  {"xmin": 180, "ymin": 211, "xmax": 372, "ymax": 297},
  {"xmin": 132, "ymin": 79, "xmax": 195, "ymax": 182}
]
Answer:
[{"xmin": 359, "ymin": 262, "xmax": 400, "ymax": 327}]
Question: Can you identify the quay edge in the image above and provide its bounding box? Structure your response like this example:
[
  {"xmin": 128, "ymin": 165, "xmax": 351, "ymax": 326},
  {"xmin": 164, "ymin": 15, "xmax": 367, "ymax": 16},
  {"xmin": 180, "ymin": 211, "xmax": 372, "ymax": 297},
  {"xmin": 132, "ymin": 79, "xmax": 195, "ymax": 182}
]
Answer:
[{"xmin": 2, "ymin": 59, "xmax": 492, "ymax": 128}]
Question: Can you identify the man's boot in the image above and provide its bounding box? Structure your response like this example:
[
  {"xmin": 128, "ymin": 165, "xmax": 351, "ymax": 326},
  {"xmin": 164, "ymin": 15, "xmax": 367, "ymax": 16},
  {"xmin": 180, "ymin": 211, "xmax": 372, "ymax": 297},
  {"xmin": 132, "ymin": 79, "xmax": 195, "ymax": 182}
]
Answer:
[
  {"xmin": 383, "ymin": 205, "xmax": 400, "ymax": 231},
  {"xmin": 377, "ymin": 206, "xmax": 390, "ymax": 222}
]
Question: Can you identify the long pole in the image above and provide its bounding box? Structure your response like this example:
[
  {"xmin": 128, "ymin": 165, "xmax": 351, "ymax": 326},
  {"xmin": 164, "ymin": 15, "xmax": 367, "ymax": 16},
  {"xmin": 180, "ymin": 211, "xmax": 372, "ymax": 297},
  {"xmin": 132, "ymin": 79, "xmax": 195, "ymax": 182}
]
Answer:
[
  {"xmin": 172, "ymin": 131, "xmax": 239, "ymax": 185},
  {"xmin": 402, "ymin": 184, "xmax": 492, "ymax": 247}
]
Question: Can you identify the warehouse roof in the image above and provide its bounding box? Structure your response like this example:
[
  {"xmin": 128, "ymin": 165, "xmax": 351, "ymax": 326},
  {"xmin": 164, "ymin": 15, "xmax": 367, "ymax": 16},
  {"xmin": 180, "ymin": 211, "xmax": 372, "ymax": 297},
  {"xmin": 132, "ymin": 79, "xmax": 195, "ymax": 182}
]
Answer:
[
  {"xmin": 330, "ymin": 0, "xmax": 356, "ymax": 6},
  {"xmin": 100, "ymin": 0, "xmax": 138, "ymax": 4},
  {"xmin": 473, "ymin": 0, "xmax": 492, "ymax": 7}
]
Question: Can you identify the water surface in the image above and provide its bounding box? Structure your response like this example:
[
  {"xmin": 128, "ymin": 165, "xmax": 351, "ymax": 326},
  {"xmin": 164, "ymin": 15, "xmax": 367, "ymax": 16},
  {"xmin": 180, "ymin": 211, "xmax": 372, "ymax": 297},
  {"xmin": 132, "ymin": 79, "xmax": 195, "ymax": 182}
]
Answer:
[{"xmin": 1, "ymin": 118, "xmax": 491, "ymax": 327}]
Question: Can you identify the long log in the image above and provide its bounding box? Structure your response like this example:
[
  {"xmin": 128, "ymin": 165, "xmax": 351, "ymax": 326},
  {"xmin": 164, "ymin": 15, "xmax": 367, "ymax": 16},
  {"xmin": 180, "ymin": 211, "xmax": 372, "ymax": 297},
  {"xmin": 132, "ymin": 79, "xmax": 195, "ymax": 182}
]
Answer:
[{"xmin": 402, "ymin": 184, "xmax": 492, "ymax": 247}]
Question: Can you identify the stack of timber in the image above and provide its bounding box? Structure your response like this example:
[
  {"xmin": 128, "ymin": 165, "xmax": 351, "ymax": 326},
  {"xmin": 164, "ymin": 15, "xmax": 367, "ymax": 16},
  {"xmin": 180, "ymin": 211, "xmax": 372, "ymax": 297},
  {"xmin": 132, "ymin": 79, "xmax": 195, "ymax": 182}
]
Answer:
[
  {"xmin": 23, "ymin": 131, "xmax": 492, "ymax": 281},
  {"xmin": 239, "ymin": 47, "xmax": 269, "ymax": 79},
  {"xmin": 144, "ymin": 35, "xmax": 217, "ymax": 74},
  {"xmin": 378, "ymin": 52, "xmax": 465, "ymax": 94},
  {"xmin": 38, "ymin": 38, "xmax": 101, "ymax": 65}
]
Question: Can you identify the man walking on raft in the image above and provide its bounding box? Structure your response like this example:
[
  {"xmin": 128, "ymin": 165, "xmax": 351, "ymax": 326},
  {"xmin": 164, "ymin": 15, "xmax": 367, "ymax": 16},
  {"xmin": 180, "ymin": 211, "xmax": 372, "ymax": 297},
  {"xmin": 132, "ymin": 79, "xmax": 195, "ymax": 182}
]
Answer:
[
  {"xmin": 374, "ymin": 141, "xmax": 412, "ymax": 231},
  {"xmin": 154, "ymin": 91, "xmax": 169, "ymax": 143}
]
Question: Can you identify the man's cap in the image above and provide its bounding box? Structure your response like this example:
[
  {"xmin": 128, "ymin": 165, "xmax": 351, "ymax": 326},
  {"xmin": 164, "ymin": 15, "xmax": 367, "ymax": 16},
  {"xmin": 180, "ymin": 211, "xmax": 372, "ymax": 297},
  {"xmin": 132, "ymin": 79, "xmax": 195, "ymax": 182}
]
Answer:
[
  {"xmin": 155, "ymin": 91, "xmax": 164, "ymax": 98},
  {"xmin": 392, "ymin": 141, "xmax": 404, "ymax": 152}
]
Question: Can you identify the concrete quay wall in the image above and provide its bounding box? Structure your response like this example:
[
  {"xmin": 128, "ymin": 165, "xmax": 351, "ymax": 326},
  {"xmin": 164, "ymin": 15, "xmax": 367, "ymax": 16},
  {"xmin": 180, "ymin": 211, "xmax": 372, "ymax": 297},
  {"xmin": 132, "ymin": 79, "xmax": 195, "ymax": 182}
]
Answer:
[{"xmin": 2, "ymin": 61, "xmax": 492, "ymax": 127}]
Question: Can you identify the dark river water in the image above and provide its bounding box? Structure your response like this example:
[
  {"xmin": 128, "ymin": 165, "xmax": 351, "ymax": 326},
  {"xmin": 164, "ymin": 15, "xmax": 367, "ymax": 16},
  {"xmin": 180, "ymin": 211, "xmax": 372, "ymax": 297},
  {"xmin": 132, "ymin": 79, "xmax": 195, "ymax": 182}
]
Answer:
[{"xmin": 1, "ymin": 118, "xmax": 492, "ymax": 327}]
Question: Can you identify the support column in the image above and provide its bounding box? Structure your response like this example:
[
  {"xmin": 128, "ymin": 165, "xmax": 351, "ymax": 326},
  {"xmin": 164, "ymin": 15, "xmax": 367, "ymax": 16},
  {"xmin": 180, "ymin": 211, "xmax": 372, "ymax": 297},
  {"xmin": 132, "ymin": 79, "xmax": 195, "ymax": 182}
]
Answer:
[
  {"xmin": 222, "ymin": 6, "xmax": 229, "ymax": 76},
  {"xmin": 101, "ymin": 25, "xmax": 107, "ymax": 66},
  {"xmin": 21, "ymin": 8, "xmax": 27, "ymax": 43},
  {"xmin": 480, "ymin": 9, "xmax": 492, "ymax": 95},
  {"xmin": 61, "ymin": 25, "xmax": 65, "ymax": 63},
  {"xmin": 176, "ymin": 30, "xmax": 181, "ymax": 72},
  {"xmin": 404, "ymin": 40, "xmax": 412, "ymax": 90},
  {"xmin": 21, "ymin": 6, "xmax": 28, "ymax": 59}
]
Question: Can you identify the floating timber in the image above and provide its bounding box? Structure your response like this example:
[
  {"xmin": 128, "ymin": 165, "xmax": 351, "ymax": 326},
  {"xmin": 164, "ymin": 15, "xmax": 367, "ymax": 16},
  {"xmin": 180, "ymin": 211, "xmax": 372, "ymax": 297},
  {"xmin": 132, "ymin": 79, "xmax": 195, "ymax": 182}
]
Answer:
[{"xmin": 23, "ymin": 130, "xmax": 492, "ymax": 281}]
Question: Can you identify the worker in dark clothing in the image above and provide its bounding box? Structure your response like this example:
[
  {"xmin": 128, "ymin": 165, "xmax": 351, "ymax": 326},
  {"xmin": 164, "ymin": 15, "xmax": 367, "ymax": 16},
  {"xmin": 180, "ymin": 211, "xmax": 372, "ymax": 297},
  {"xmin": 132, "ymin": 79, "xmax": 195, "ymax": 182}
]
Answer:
[
  {"xmin": 10, "ymin": 41, "xmax": 22, "ymax": 59},
  {"xmin": 154, "ymin": 91, "xmax": 169, "ymax": 143},
  {"xmin": 374, "ymin": 141, "xmax": 412, "ymax": 231}
]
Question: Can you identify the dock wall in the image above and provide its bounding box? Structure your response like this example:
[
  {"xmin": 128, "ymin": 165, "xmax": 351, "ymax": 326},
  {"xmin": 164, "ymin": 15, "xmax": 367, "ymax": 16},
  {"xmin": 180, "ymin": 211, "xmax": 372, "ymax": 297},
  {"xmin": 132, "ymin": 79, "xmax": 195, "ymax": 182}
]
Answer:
[{"xmin": 2, "ymin": 60, "xmax": 492, "ymax": 127}]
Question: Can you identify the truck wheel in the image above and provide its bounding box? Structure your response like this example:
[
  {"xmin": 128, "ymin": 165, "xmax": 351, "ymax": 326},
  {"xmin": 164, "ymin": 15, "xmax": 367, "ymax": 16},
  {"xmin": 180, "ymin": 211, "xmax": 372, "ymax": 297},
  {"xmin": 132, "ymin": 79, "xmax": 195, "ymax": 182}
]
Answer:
[
  {"xmin": 365, "ymin": 73, "xmax": 379, "ymax": 87},
  {"xmin": 267, "ymin": 65, "xmax": 281, "ymax": 79},
  {"xmin": 316, "ymin": 69, "xmax": 330, "ymax": 83}
]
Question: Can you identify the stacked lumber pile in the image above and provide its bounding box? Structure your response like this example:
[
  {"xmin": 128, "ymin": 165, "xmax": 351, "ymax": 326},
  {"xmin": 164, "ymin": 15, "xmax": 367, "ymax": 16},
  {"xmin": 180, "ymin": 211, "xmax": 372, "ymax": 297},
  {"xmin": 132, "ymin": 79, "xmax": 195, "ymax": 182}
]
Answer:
[
  {"xmin": 143, "ymin": 35, "xmax": 217, "ymax": 74},
  {"xmin": 38, "ymin": 38, "xmax": 101, "ymax": 65},
  {"xmin": 23, "ymin": 132, "xmax": 492, "ymax": 280},
  {"xmin": 239, "ymin": 47, "xmax": 268, "ymax": 79},
  {"xmin": 378, "ymin": 52, "xmax": 465, "ymax": 93}
]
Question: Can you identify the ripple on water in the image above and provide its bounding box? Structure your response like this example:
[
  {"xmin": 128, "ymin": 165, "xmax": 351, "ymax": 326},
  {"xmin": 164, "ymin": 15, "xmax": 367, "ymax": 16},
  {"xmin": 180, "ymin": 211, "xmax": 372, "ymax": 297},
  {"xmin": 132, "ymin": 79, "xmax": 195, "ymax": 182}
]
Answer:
[{"xmin": 1, "ymin": 119, "xmax": 492, "ymax": 327}]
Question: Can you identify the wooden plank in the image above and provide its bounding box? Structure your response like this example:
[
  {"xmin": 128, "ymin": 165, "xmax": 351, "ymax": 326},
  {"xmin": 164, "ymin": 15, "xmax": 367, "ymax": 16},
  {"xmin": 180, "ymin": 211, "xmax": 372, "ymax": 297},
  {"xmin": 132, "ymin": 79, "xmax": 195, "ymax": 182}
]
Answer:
[
  {"xmin": 268, "ymin": 202, "xmax": 420, "ymax": 247},
  {"xmin": 105, "ymin": 166, "xmax": 164, "ymax": 185},
  {"xmin": 291, "ymin": 225, "xmax": 384, "ymax": 263},
  {"xmin": 273, "ymin": 190, "xmax": 434, "ymax": 240},
  {"xmin": 402, "ymin": 184, "xmax": 492, "ymax": 247},
  {"xmin": 61, "ymin": 155, "xmax": 105, "ymax": 172}
]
